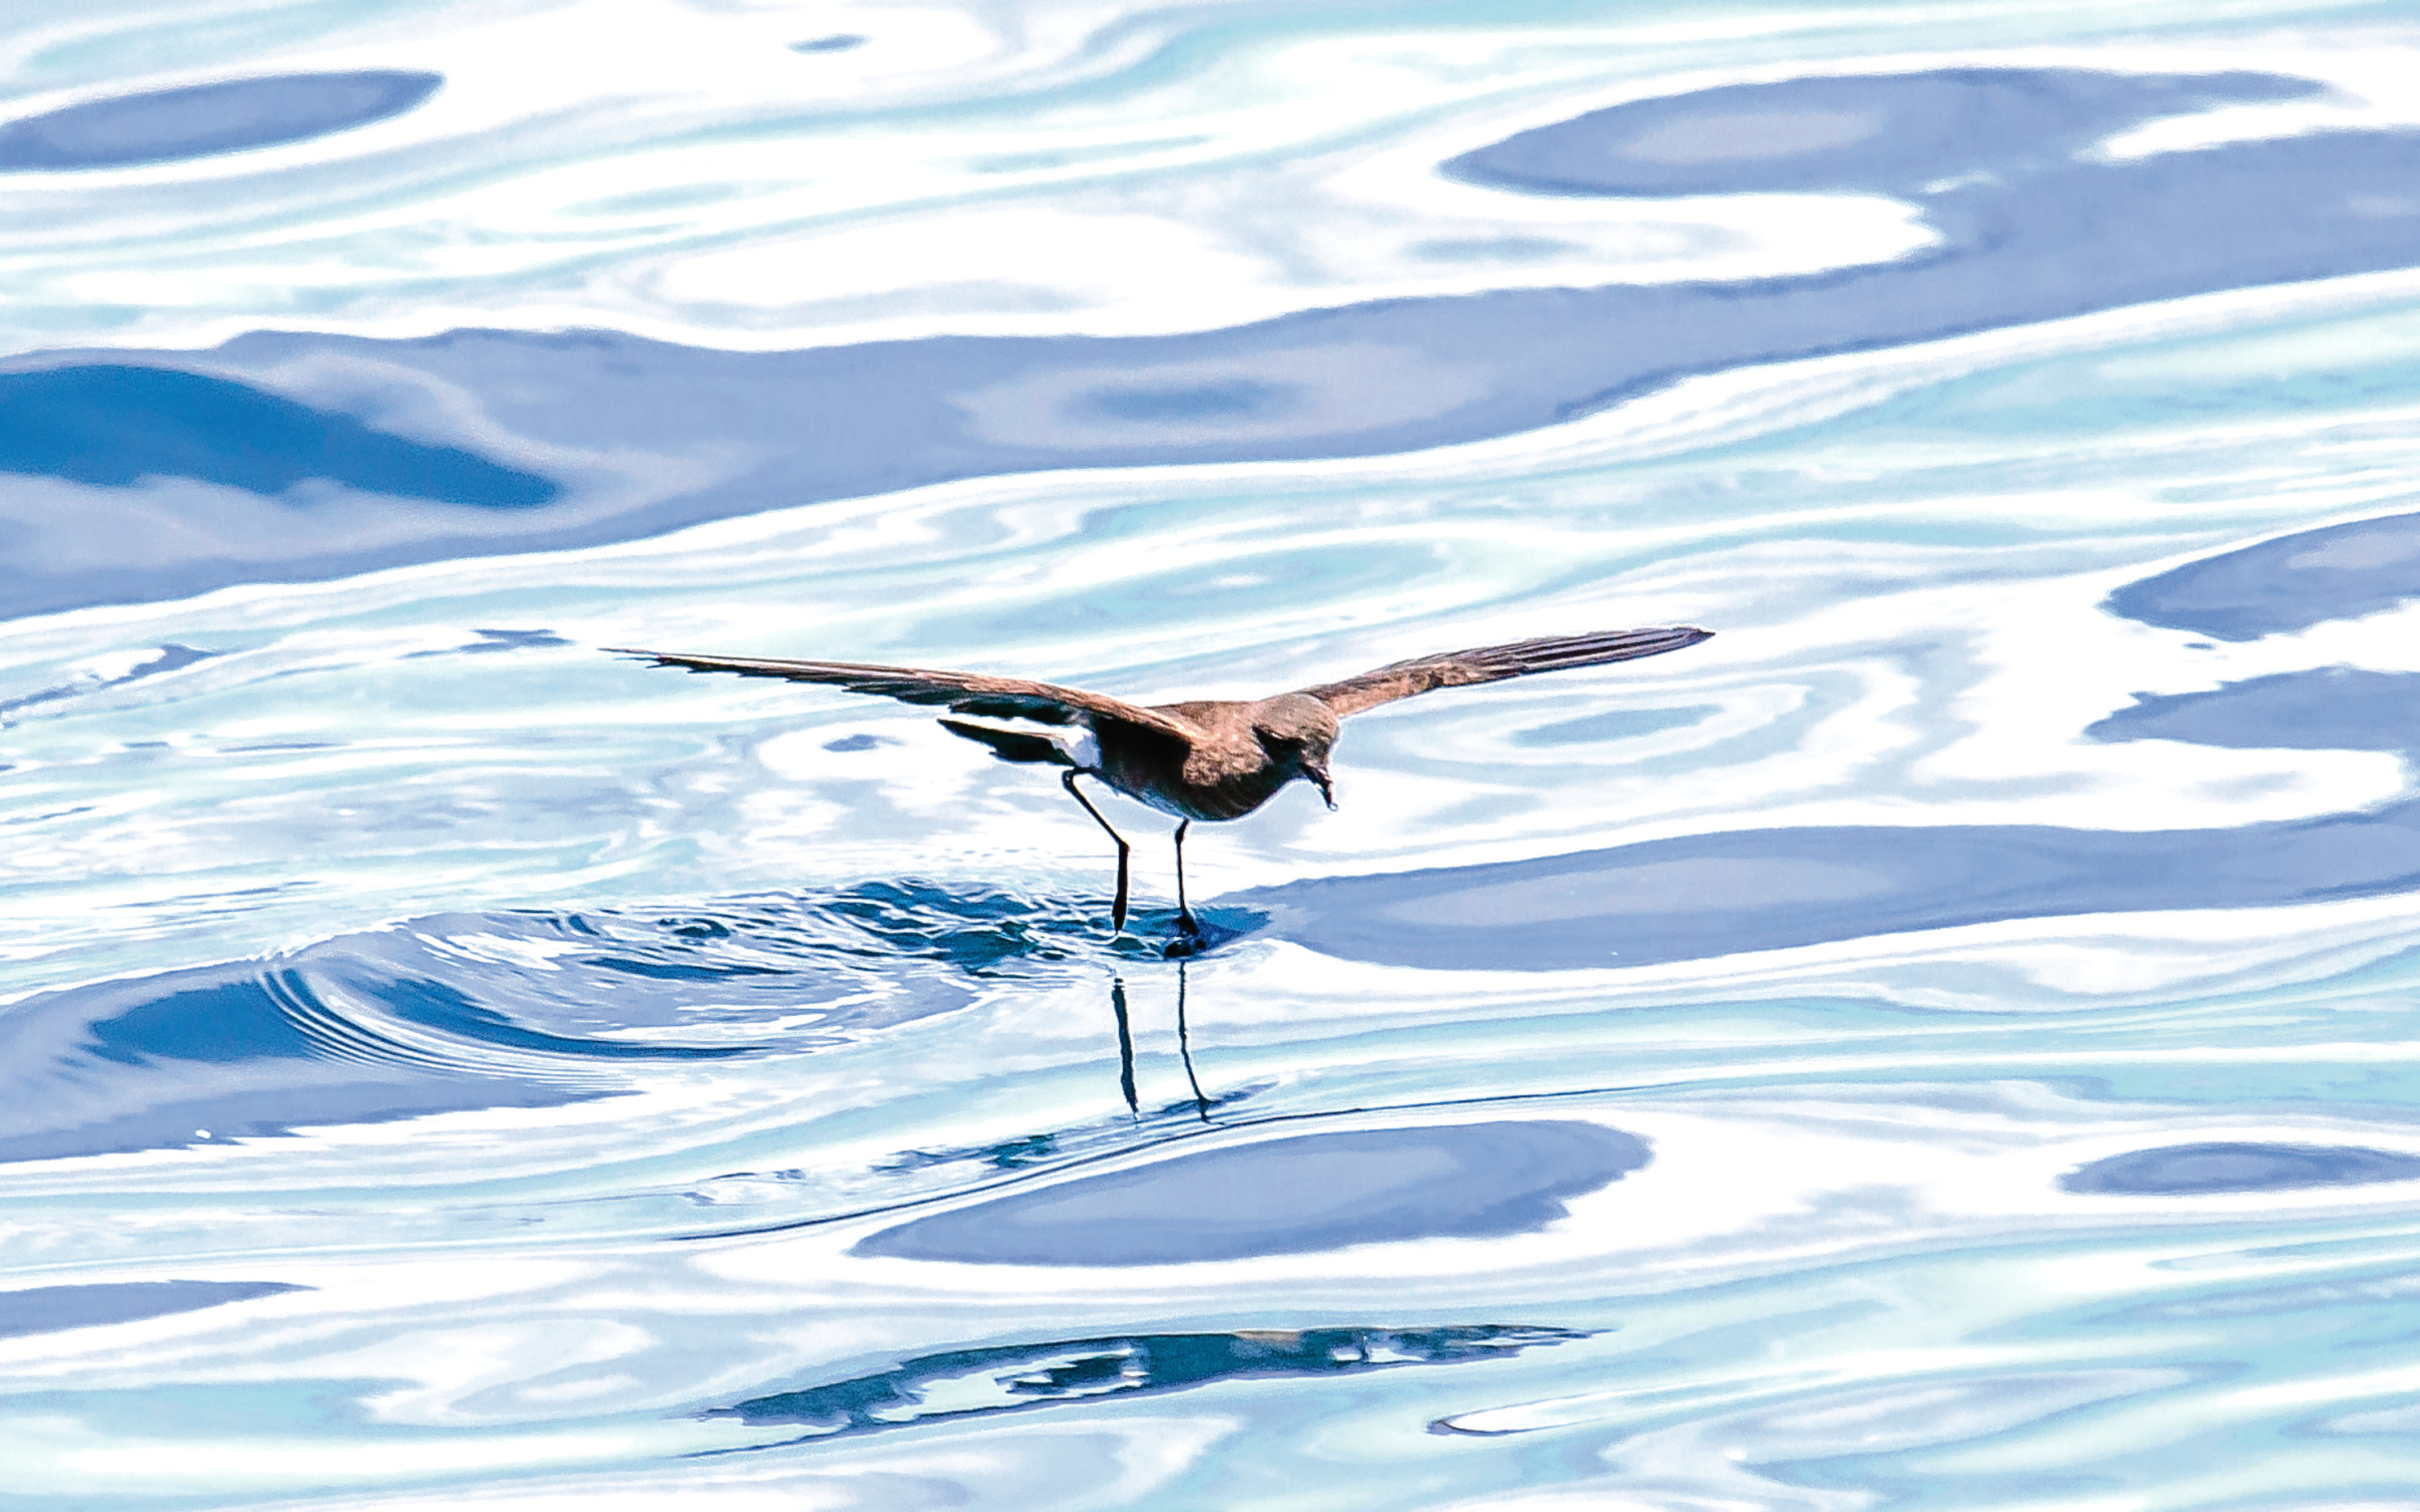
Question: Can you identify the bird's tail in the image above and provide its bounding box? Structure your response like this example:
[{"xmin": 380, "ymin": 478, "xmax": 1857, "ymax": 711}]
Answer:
[{"xmin": 939, "ymin": 717, "xmax": 1080, "ymax": 766}]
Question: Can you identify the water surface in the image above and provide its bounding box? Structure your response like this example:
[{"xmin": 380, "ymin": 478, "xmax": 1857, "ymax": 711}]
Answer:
[{"xmin": 9, "ymin": 2, "xmax": 2420, "ymax": 1508}]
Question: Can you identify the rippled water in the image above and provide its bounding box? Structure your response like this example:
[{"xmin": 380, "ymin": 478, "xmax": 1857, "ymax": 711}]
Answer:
[{"xmin": 10, "ymin": 2, "xmax": 2420, "ymax": 1507}]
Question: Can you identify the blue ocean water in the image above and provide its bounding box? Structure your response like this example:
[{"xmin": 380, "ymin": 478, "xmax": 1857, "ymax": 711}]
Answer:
[{"xmin": 8, "ymin": 2, "xmax": 2420, "ymax": 1506}]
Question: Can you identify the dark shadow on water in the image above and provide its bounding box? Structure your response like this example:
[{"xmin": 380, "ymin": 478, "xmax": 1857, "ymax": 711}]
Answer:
[
  {"xmin": 852, "ymin": 1119, "xmax": 1652, "ymax": 1265},
  {"xmin": 2087, "ymin": 667, "xmax": 2420, "ymax": 758},
  {"xmin": 0, "ymin": 70, "xmax": 442, "ymax": 169},
  {"xmin": 1442, "ymin": 68, "xmax": 2314, "ymax": 198},
  {"xmin": 2105, "ymin": 509, "xmax": 2420, "ymax": 642},
  {"xmin": 0, "ymin": 1281, "xmax": 308, "ymax": 1340},
  {"xmin": 1087, "ymin": 378, "xmax": 1295, "ymax": 422},
  {"xmin": 2063, "ymin": 1142, "xmax": 2420, "ymax": 1195},
  {"xmin": 0, "ymin": 365, "xmax": 559, "ymax": 507},
  {"xmin": 706, "ymin": 1324, "xmax": 1587, "ymax": 1446},
  {"xmin": 1231, "ymin": 792, "xmax": 2420, "ymax": 970},
  {"xmin": 0, "ymin": 1081, "xmax": 606, "ymax": 1167}
]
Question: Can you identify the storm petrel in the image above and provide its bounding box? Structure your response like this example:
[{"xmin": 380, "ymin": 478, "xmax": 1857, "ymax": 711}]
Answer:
[{"xmin": 611, "ymin": 627, "xmax": 1712, "ymax": 941}]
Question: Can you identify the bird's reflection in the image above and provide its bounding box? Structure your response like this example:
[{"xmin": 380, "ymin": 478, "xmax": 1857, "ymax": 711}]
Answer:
[
  {"xmin": 1108, "ymin": 961, "xmax": 1212, "ymax": 1122},
  {"xmin": 1108, "ymin": 976, "xmax": 1138, "ymax": 1115},
  {"xmin": 1175, "ymin": 961, "xmax": 1209, "ymax": 1119}
]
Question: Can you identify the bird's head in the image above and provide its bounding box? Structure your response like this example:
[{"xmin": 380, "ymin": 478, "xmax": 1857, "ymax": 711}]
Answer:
[{"xmin": 1252, "ymin": 694, "xmax": 1340, "ymax": 810}]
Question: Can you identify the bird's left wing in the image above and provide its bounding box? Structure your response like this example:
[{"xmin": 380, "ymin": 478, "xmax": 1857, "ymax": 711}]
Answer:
[
  {"xmin": 1293, "ymin": 627, "xmax": 1712, "ymax": 717},
  {"xmin": 607, "ymin": 648, "xmax": 1200, "ymax": 740}
]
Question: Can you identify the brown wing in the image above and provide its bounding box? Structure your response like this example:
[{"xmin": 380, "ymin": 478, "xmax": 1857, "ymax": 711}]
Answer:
[
  {"xmin": 1295, "ymin": 627, "xmax": 1713, "ymax": 717},
  {"xmin": 606, "ymin": 648, "xmax": 1200, "ymax": 739}
]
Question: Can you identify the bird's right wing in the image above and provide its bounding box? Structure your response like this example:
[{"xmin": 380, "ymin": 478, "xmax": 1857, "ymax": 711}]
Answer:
[
  {"xmin": 1295, "ymin": 627, "xmax": 1712, "ymax": 717},
  {"xmin": 607, "ymin": 648, "xmax": 1200, "ymax": 740}
]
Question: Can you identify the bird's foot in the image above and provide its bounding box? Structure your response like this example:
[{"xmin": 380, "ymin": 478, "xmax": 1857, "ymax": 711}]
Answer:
[{"xmin": 1162, "ymin": 910, "xmax": 1206, "ymax": 960}]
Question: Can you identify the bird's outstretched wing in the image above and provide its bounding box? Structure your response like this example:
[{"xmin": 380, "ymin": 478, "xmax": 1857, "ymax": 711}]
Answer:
[
  {"xmin": 1294, "ymin": 627, "xmax": 1713, "ymax": 718},
  {"xmin": 607, "ymin": 648, "xmax": 1200, "ymax": 739}
]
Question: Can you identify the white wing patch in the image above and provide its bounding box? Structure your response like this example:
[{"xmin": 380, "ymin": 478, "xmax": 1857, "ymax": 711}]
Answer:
[{"xmin": 946, "ymin": 714, "xmax": 1101, "ymax": 769}]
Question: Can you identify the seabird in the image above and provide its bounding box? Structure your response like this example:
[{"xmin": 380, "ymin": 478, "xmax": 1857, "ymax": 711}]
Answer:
[{"xmin": 609, "ymin": 626, "xmax": 1712, "ymax": 943}]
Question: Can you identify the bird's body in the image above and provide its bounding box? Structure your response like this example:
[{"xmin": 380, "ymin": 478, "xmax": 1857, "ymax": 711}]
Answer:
[
  {"xmin": 1079, "ymin": 694, "xmax": 1337, "ymax": 822},
  {"xmin": 611, "ymin": 627, "xmax": 1711, "ymax": 944}
]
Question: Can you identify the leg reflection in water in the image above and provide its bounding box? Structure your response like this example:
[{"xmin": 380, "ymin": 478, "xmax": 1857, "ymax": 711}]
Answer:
[
  {"xmin": 1109, "ymin": 976, "xmax": 1139, "ymax": 1117},
  {"xmin": 1176, "ymin": 960, "xmax": 1209, "ymax": 1122},
  {"xmin": 1108, "ymin": 962, "xmax": 1212, "ymax": 1123}
]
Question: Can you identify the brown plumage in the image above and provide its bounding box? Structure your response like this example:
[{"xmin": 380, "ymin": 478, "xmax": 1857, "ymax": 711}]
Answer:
[{"xmin": 609, "ymin": 626, "xmax": 1712, "ymax": 941}]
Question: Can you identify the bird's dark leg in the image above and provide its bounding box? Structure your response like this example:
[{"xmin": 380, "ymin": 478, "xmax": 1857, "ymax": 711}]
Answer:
[
  {"xmin": 1062, "ymin": 769, "xmax": 1130, "ymax": 933},
  {"xmin": 1172, "ymin": 819, "xmax": 1200, "ymax": 941},
  {"xmin": 1109, "ymin": 974, "xmax": 1139, "ymax": 1118},
  {"xmin": 1175, "ymin": 959, "xmax": 1209, "ymax": 1122}
]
